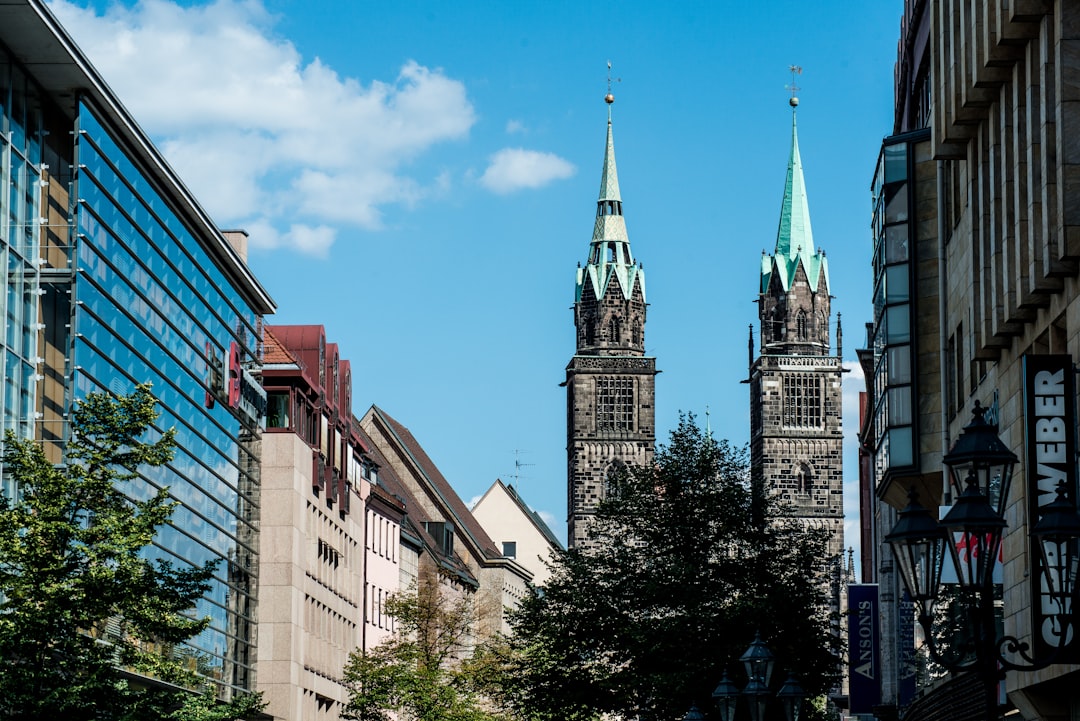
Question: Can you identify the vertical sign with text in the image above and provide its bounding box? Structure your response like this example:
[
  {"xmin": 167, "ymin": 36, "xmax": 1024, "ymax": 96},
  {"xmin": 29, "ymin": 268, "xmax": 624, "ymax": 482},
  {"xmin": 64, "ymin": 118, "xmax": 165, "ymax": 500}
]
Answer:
[
  {"xmin": 847, "ymin": 584, "xmax": 881, "ymax": 714},
  {"xmin": 1022, "ymin": 354, "xmax": 1077, "ymax": 660}
]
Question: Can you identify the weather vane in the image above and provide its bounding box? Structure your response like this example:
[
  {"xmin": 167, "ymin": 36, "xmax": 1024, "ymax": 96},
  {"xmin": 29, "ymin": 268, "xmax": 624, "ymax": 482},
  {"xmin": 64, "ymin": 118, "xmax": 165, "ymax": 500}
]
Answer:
[
  {"xmin": 787, "ymin": 64, "xmax": 802, "ymax": 107},
  {"xmin": 605, "ymin": 60, "xmax": 620, "ymax": 105}
]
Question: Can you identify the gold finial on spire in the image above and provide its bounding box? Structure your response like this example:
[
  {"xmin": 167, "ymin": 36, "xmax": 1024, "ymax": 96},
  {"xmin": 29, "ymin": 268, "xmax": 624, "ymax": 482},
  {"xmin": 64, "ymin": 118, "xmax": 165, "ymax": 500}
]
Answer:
[
  {"xmin": 605, "ymin": 60, "xmax": 619, "ymax": 105},
  {"xmin": 787, "ymin": 65, "xmax": 802, "ymax": 107}
]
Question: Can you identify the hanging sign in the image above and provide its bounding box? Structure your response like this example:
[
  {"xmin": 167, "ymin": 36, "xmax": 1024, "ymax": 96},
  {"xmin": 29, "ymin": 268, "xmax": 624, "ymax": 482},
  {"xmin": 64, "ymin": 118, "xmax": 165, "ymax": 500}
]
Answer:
[{"xmin": 1022, "ymin": 354, "xmax": 1077, "ymax": 659}]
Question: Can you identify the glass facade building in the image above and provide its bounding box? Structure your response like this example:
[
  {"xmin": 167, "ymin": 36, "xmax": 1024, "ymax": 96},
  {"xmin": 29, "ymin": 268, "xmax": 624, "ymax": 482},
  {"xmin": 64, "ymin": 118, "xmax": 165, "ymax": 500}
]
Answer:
[
  {"xmin": 0, "ymin": 1, "xmax": 274, "ymax": 699},
  {"xmin": 870, "ymin": 131, "xmax": 924, "ymax": 487}
]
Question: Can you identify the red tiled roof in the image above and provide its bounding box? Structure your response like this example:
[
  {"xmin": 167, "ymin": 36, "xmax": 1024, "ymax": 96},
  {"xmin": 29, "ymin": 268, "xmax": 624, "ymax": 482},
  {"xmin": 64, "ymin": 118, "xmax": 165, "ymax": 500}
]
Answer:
[{"xmin": 262, "ymin": 327, "xmax": 299, "ymax": 365}]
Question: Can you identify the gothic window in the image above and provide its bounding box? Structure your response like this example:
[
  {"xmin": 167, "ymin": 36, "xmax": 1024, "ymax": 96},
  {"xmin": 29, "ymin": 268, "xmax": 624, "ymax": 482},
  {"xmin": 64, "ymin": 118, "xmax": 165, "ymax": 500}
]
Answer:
[
  {"xmin": 603, "ymin": 460, "xmax": 627, "ymax": 499},
  {"xmin": 608, "ymin": 316, "xmax": 621, "ymax": 344},
  {"xmin": 632, "ymin": 318, "xmax": 641, "ymax": 346},
  {"xmin": 796, "ymin": 310, "xmax": 808, "ymax": 341},
  {"xmin": 596, "ymin": 376, "xmax": 634, "ymax": 431},
  {"xmin": 782, "ymin": 373, "xmax": 823, "ymax": 428},
  {"xmin": 796, "ymin": 463, "xmax": 813, "ymax": 494}
]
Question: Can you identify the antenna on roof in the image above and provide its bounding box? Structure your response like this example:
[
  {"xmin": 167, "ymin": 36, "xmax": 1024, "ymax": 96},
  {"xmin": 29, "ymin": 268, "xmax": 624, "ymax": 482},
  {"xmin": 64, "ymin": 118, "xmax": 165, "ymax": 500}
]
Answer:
[{"xmin": 510, "ymin": 450, "xmax": 535, "ymax": 490}]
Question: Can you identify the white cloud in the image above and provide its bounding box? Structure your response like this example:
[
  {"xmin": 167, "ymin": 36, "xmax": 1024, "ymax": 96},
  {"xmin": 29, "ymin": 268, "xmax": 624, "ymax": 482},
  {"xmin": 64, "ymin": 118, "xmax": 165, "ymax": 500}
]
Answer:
[
  {"xmin": 479, "ymin": 148, "xmax": 576, "ymax": 194},
  {"xmin": 505, "ymin": 119, "xmax": 526, "ymax": 134},
  {"xmin": 284, "ymin": 224, "xmax": 336, "ymax": 259},
  {"xmin": 48, "ymin": 0, "xmax": 476, "ymax": 256}
]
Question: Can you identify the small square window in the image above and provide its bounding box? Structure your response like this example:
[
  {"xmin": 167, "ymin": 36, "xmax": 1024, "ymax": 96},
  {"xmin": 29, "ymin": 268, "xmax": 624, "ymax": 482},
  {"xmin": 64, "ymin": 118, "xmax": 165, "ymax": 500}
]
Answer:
[{"xmin": 502, "ymin": 541, "xmax": 517, "ymax": 559}]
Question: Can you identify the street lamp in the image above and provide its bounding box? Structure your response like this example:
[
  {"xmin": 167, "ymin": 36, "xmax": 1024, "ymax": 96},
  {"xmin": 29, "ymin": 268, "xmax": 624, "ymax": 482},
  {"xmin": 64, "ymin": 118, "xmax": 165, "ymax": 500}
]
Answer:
[
  {"xmin": 885, "ymin": 402, "xmax": 1080, "ymax": 721},
  {"xmin": 711, "ymin": 633, "xmax": 806, "ymax": 721}
]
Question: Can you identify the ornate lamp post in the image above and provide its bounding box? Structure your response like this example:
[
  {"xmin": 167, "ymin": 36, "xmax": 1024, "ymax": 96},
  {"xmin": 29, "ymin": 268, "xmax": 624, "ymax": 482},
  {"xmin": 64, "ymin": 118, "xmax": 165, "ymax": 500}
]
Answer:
[
  {"xmin": 711, "ymin": 633, "xmax": 805, "ymax": 721},
  {"xmin": 885, "ymin": 402, "xmax": 1080, "ymax": 721}
]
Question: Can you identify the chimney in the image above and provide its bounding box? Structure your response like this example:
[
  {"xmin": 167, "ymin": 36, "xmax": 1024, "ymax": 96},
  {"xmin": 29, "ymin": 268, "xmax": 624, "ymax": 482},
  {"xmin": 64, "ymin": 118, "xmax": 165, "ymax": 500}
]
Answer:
[{"xmin": 221, "ymin": 229, "xmax": 249, "ymax": 264}]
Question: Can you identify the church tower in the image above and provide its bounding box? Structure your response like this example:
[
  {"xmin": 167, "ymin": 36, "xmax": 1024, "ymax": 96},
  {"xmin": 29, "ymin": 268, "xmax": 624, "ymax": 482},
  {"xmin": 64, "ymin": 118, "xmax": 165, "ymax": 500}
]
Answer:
[
  {"xmin": 565, "ymin": 91, "xmax": 657, "ymax": 549},
  {"xmin": 749, "ymin": 98, "xmax": 844, "ymax": 559}
]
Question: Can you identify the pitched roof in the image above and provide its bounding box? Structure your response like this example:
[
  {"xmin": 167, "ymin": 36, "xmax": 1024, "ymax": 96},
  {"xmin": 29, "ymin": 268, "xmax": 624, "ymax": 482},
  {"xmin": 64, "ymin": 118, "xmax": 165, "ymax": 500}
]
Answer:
[
  {"xmin": 262, "ymin": 327, "xmax": 299, "ymax": 366},
  {"xmin": 354, "ymin": 421, "xmax": 478, "ymax": 586},
  {"xmin": 499, "ymin": 480, "xmax": 564, "ymax": 550},
  {"xmin": 366, "ymin": 406, "xmax": 502, "ymax": 560}
]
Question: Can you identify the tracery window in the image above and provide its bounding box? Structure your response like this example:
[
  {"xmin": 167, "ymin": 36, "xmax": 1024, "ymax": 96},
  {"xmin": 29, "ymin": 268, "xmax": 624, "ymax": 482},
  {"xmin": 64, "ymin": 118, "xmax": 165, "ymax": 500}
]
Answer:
[
  {"xmin": 783, "ymin": 373, "xmax": 823, "ymax": 428},
  {"xmin": 596, "ymin": 376, "xmax": 634, "ymax": 431}
]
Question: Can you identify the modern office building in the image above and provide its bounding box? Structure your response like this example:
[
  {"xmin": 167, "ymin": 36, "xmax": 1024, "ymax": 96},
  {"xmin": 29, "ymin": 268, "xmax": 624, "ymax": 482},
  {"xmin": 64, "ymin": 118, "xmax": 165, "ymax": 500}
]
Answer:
[
  {"xmin": 863, "ymin": 1, "xmax": 1080, "ymax": 719},
  {"xmin": 564, "ymin": 92, "xmax": 657, "ymax": 549},
  {"xmin": 0, "ymin": 0, "xmax": 274, "ymax": 700}
]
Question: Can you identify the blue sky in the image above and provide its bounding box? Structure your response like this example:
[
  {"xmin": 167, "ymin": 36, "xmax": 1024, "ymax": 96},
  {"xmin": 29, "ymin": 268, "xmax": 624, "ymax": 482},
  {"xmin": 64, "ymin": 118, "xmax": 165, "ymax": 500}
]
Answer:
[{"xmin": 50, "ymin": 0, "xmax": 901, "ymax": 564}]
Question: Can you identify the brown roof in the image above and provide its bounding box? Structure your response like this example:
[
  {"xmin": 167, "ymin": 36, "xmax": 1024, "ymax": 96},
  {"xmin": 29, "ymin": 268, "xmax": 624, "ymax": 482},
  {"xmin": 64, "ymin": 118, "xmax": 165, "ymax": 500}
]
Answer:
[
  {"xmin": 354, "ymin": 422, "xmax": 478, "ymax": 585},
  {"xmin": 368, "ymin": 406, "xmax": 502, "ymax": 560}
]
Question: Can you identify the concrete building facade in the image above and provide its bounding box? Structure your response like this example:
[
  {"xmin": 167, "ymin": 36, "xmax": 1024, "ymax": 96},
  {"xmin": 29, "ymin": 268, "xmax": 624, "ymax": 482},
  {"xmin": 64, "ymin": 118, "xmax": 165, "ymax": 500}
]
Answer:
[
  {"xmin": 361, "ymin": 405, "xmax": 533, "ymax": 638},
  {"xmin": 472, "ymin": 479, "xmax": 563, "ymax": 589},
  {"xmin": 259, "ymin": 326, "xmax": 386, "ymax": 721}
]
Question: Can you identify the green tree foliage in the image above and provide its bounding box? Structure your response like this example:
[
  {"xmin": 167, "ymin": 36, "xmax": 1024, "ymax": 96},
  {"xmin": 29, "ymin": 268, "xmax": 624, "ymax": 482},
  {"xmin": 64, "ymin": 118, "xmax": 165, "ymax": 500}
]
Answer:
[
  {"xmin": 496, "ymin": 415, "xmax": 841, "ymax": 721},
  {"xmin": 0, "ymin": 384, "xmax": 263, "ymax": 721},
  {"xmin": 342, "ymin": 567, "xmax": 506, "ymax": 721}
]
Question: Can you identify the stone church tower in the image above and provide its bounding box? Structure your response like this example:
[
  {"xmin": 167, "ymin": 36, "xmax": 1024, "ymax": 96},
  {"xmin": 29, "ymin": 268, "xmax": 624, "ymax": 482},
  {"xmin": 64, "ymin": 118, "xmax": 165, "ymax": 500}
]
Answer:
[
  {"xmin": 564, "ymin": 93, "xmax": 657, "ymax": 549},
  {"xmin": 749, "ymin": 104, "xmax": 844, "ymax": 560}
]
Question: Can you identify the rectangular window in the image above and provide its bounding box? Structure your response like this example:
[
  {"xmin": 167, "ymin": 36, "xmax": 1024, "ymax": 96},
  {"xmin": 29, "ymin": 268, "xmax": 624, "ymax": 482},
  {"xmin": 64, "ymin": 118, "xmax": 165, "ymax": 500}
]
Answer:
[
  {"xmin": 503, "ymin": 541, "xmax": 517, "ymax": 558},
  {"xmin": 596, "ymin": 376, "xmax": 635, "ymax": 431},
  {"xmin": 266, "ymin": 391, "xmax": 290, "ymax": 428}
]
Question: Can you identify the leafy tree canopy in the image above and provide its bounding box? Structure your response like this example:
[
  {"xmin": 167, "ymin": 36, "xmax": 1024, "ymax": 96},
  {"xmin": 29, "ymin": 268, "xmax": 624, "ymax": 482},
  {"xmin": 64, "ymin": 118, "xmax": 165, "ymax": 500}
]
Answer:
[
  {"xmin": 494, "ymin": 415, "xmax": 841, "ymax": 721},
  {"xmin": 0, "ymin": 384, "xmax": 263, "ymax": 721},
  {"xmin": 342, "ymin": 567, "xmax": 507, "ymax": 721}
]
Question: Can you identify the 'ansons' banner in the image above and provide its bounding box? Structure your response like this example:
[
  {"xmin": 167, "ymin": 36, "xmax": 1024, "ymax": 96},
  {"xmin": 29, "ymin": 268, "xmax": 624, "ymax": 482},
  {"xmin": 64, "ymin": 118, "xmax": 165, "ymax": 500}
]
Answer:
[
  {"xmin": 847, "ymin": 584, "xmax": 880, "ymax": 714},
  {"xmin": 1022, "ymin": 354, "xmax": 1077, "ymax": 660}
]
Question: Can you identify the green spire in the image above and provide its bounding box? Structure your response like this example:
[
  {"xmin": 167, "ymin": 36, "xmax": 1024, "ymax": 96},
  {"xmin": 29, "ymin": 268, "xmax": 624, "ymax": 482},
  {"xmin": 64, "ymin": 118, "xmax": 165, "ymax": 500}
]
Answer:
[
  {"xmin": 598, "ymin": 116, "xmax": 622, "ymax": 202},
  {"xmin": 577, "ymin": 96, "xmax": 645, "ymax": 303},
  {"xmin": 774, "ymin": 111, "xmax": 814, "ymax": 258},
  {"xmin": 761, "ymin": 107, "xmax": 829, "ymax": 295}
]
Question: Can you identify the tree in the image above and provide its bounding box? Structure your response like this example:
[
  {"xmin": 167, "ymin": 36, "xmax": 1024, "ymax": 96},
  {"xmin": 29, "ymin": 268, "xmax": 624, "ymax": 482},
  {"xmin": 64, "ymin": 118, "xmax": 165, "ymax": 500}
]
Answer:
[
  {"xmin": 0, "ymin": 384, "xmax": 263, "ymax": 721},
  {"xmin": 342, "ymin": 566, "xmax": 506, "ymax": 721},
  {"xmin": 495, "ymin": 415, "xmax": 841, "ymax": 721}
]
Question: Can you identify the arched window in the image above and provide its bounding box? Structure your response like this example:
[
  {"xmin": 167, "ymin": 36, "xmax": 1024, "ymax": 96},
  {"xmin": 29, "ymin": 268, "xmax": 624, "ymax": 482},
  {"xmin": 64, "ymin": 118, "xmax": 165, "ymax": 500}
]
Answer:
[
  {"xmin": 796, "ymin": 310, "xmax": 808, "ymax": 341},
  {"xmin": 603, "ymin": 460, "xmax": 628, "ymax": 500},
  {"xmin": 797, "ymin": 463, "xmax": 813, "ymax": 494},
  {"xmin": 608, "ymin": 316, "xmax": 621, "ymax": 343}
]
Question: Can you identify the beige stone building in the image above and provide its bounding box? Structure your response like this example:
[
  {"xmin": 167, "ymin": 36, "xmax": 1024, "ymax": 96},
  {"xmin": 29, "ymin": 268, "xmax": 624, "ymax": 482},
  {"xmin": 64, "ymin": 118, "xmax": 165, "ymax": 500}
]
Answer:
[
  {"xmin": 361, "ymin": 405, "xmax": 533, "ymax": 637},
  {"xmin": 865, "ymin": 1, "xmax": 1080, "ymax": 719},
  {"xmin": 472, "ymin": 479, "xmax": 563, "ymax": 588},
  {"xmin": 258, "ymin": 326, "xmax": 403, "ymax": 721}
]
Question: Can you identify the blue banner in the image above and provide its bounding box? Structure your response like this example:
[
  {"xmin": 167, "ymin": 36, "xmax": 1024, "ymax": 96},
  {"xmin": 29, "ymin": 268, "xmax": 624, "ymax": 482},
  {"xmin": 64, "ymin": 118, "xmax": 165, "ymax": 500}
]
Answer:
[{"xmin": 848, "ymin": 584, "xmax": 881, "ymax": 714}]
